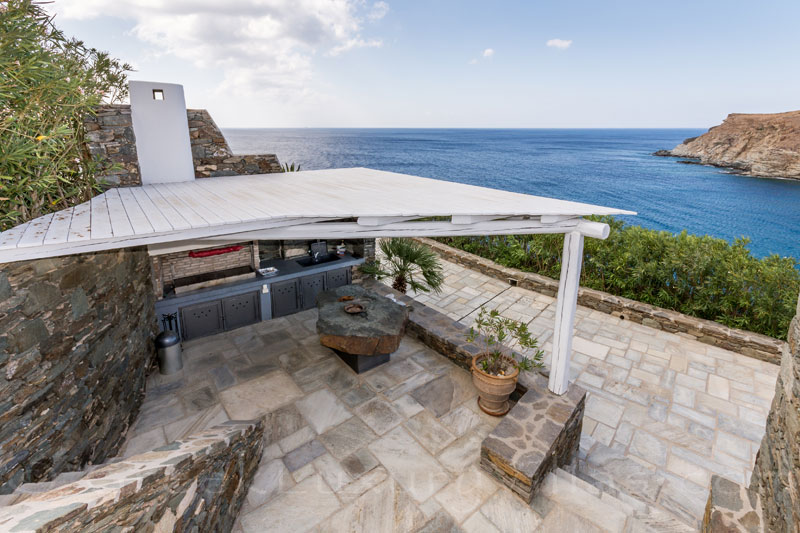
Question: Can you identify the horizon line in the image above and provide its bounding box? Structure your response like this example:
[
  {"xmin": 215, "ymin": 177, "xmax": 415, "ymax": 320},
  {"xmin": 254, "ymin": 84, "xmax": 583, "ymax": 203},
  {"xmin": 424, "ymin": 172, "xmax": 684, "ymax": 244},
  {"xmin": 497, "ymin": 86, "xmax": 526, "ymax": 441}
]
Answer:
[{"xmin": 219, "ymin": 126, "xmax": 709, "ymax": 130}]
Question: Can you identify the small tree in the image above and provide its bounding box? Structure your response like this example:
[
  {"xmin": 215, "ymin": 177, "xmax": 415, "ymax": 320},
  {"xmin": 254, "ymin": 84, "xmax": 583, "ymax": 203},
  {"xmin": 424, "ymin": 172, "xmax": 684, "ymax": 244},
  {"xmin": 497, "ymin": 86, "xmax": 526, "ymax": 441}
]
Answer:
[
  {"xmin": 360, "ymin": 238, "xmax": 444, "ymax": 294},
  {"xmin": 0, "ymin": 0, "xmax": 132, "ymax": 231},
  {"xmin": 466, "ymin": 307, "xmax": 544, "ymax": 376}
]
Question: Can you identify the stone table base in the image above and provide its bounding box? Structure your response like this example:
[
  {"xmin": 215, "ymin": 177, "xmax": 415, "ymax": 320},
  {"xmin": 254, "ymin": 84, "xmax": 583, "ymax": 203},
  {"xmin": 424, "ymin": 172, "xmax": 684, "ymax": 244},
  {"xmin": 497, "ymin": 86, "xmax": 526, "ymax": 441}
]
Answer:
[{"xmin": 334, "ymin": 350, "xmax": 390, "ymax": 374}]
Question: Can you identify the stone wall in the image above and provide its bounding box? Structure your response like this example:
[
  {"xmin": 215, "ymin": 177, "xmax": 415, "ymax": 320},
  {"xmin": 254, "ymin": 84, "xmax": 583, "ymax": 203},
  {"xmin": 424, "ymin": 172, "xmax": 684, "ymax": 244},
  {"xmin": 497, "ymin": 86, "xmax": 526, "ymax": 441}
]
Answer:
[
  {"xmin": 0, "ymin": 420, "xmax": 264, "ymax": 532},
  {"xmin": 703, "ymin": 291, "xmax": 799, "ymax": 532},
  {"xmin": 0, "ymin": 248, "xmax": 156, "ymax": 494},
  {"xmin": 188, "ymin": 108, "xmax": 282, "ymax": 178},
  {"xmin": 416, "ymin": 238, "xmax": 785, "ymax": 365},
  {"xmin": 83, "ymin": 104, "xmax": 141, "ymax": 187},
  {"xmin": 749, "ymin": 292, "xmax": 800, "ymax": 530},
  {"xmin": 83, "ymin": 106, "xmax": 282, "ymax": 186}
]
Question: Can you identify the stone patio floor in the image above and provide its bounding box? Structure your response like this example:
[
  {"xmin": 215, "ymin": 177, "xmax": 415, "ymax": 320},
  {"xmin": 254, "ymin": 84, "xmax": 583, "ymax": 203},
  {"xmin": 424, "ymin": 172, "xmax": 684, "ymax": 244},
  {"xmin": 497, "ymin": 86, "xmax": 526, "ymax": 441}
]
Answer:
[
  {"xmin": 129, "ymin": 313, "xmax": 549, "ymax": 532},
  {"xmin": 122, "ymin": 256, "xmax": 781, "ymax": 532},
  {"xmin": 406, "ymin": 255, "xmax": 780, "ymax": 523}
]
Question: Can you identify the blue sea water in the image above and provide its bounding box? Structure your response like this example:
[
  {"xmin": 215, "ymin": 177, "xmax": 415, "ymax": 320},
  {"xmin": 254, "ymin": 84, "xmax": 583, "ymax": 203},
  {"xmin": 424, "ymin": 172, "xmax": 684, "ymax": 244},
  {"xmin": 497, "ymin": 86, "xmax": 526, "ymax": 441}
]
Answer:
[{"xmin": 223, "ymin": 128, "xmax": 800, "ymax": 260}]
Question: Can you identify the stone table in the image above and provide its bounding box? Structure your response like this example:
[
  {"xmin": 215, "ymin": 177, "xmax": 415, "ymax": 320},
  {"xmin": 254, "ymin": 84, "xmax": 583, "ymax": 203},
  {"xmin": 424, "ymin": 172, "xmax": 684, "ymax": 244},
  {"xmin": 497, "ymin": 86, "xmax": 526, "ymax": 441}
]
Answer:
[{"xmin": 316, "ymin": 285, "xmax": 410, "ymax": 373}]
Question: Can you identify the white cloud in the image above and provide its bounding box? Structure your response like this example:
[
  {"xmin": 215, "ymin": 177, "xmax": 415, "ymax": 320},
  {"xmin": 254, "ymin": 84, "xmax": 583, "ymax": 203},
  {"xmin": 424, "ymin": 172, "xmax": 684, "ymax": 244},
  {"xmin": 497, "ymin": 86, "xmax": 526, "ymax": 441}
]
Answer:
[
  {"xmin": 329, "ymin": 37, "xmax": 383, "ymax": 57},
  {"xmin": 368, "ymin": 1, "xmax": 390, "ymax": 21},
  {"xmin": 49, "ymin": 0, "xmax": 386, "ymax": 97},
  {"xmin": 469, "ymin": 48, "xmax": 493, "ymax": 64},
  {"xmin": 546, "ymin": 38, "xmax": 572, "ymax": 50}
]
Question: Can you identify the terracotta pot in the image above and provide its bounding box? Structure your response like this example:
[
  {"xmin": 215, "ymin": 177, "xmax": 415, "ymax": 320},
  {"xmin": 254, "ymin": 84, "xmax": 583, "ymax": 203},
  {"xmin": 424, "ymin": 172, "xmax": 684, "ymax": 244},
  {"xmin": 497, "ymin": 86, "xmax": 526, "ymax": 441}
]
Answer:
[{"xmin": 471, "ymin": 355, "xmax": 519, "ymax": 416}]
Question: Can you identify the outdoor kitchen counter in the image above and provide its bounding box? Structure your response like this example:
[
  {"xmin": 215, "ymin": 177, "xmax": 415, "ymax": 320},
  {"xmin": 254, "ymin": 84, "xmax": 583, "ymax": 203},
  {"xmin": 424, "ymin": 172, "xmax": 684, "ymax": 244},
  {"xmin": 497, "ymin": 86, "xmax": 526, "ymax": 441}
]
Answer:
[{"xmin": 154, "ymin": 254, "xmax": 365, "ymax": 335}]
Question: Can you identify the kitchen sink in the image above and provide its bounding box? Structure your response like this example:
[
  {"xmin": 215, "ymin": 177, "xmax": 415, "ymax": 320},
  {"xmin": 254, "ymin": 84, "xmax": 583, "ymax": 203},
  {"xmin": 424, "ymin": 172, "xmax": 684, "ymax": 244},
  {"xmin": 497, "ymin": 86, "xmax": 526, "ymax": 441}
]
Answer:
[{"xmin": 294, "ymin": 253, "xmax": 341, "ymax": 268}]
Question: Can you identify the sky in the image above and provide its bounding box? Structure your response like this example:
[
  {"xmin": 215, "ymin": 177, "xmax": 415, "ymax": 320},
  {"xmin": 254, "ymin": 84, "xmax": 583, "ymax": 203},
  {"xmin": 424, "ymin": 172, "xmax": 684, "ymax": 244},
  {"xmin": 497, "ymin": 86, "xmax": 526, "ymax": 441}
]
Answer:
[{"xmin": 49, "ymin": 1, "xmax": 800, "ymax": 128}]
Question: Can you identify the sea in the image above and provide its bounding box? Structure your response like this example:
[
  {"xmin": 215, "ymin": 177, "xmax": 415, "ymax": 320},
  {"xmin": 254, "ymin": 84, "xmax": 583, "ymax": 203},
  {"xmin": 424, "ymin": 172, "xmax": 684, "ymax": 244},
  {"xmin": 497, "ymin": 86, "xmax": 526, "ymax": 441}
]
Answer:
[{"xmin": 223, "ymin": 128, "xmax": 800, "ymax": 260}]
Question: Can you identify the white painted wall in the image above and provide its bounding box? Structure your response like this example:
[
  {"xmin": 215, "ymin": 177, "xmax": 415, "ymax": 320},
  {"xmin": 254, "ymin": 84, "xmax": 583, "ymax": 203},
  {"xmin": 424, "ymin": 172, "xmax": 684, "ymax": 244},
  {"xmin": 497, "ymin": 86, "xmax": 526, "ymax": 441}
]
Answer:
[{"xmin": 129, "ymin": 81, "xmax": 195, "ymax": 184}]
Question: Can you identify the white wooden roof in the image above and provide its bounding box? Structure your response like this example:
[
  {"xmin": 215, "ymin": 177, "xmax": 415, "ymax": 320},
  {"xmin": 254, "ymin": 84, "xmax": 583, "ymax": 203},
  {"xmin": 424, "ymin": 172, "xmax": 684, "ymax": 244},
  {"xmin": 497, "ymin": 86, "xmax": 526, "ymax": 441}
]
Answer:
[{"xmin": 0, "ymin": 168, "xmax": 634, "ymax": 262}]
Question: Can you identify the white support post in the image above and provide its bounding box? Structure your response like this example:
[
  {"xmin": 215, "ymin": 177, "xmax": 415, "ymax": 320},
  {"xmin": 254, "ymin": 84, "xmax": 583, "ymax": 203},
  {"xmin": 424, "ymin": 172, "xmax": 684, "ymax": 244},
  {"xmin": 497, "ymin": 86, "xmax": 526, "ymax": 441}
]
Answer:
[{"xmin": 548, "ymin": 231, "xmax": 584, "ymax": 395}]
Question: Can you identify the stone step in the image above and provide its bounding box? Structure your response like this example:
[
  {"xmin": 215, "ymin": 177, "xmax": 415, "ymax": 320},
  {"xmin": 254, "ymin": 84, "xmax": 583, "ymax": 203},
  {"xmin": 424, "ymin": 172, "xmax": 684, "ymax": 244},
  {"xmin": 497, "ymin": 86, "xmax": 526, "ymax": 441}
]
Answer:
[
  {"xmin": 538, "ymin": 468, "xmax": 633, "ymax": 532},
  {"xmin": 541, "ymin": 467, "xmax": 697, "ymax": 533},
  {"xmin": 576, "ymin": 437, "xmax": 699, "ymax": 531}
]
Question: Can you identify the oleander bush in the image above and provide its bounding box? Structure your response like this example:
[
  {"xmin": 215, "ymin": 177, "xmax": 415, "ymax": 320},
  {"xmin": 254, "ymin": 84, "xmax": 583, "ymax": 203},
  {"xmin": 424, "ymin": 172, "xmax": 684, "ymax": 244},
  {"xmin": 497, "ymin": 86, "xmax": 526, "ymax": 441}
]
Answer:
[
  {"xmin": 438, "ymin": 216, "xmax": 800, "ymax": 340},
  {"xmin": 0, "ymin": 0, "xmax": 131, "ymax": 231}
]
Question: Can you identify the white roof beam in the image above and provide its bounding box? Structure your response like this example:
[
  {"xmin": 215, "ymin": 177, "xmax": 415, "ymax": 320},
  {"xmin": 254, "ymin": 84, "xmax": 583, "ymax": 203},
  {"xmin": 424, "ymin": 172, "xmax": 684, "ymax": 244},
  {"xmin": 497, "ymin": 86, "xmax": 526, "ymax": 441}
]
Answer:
[
  {"xmin": 357, "ymin": 216, "xmax": 419, "ymax": 226},
  {"xmin": 200, "ymin": 218, "xmax": 610, "ymax": 242},
  {"xmin": 541, "ymin": 214, "xmax": 579, "ymax": 224},
  {"xmin": 451, "ymin": 215, "xmax": 506, "ymax": 224}
]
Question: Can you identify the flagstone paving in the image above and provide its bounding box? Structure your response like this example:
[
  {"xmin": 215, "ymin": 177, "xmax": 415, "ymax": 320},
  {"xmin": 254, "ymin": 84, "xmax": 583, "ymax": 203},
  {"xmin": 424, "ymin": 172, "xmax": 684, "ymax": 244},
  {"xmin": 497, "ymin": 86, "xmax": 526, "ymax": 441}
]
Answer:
[
  {"xmin": 123, "ymin": 254, "xmax": 780, "ymax": 531},
  {"xmin": 404, "ymin": 255, "xmax": 780, "ymax": 525},
  {"xmin": 129, "ymin": 308, "xmax": 682, "ymax": 532}
]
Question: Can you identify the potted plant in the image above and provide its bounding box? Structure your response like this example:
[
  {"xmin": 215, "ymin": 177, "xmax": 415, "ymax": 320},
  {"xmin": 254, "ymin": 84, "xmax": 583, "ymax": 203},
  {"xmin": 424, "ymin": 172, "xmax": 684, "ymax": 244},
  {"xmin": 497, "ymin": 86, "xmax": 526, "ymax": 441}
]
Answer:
[
  {"xmin": 360, "ymin": 238, "xmax": 444, "ymax": 294},
  {"xmin": 466, "ymin": 307, "xmax": 544, "ymax": 416}
]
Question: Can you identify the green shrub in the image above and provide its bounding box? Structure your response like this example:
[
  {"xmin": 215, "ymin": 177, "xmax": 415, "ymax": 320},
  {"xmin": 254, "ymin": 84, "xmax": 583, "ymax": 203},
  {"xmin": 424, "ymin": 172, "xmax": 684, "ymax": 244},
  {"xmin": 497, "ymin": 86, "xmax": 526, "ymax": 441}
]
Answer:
[
  {"xmin": 438, "ymin": 217, "xmax": 800, "ymax": 340},
  {"xmin": 0, "ymin": 0, "xmax": 131, "ymax": 231}
]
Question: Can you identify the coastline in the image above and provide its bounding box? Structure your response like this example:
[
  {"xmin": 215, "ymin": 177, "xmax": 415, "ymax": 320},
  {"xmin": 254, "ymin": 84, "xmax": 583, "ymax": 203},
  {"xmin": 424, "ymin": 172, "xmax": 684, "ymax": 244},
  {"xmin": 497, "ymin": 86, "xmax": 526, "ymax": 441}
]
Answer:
[
  {"xmin": 653, "ymin": 110, "xmax": 800, "ymax": 181},
  {"xmin": 652, "ymin": 150, "xmax": 800, "ymax": 182}
]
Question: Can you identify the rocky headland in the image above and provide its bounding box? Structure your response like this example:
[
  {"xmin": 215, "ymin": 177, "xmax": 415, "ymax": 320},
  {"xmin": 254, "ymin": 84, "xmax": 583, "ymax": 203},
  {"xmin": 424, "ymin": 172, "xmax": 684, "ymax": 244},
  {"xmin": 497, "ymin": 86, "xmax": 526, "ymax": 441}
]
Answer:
[{"xmin": 654, "ymin": 110, "xmax": 800, "ymax": 180}]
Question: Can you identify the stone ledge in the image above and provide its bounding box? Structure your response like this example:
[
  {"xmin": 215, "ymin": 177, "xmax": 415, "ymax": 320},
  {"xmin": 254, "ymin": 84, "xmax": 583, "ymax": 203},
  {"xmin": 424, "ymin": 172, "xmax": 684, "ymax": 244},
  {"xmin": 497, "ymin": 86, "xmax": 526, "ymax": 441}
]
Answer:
[
  {"xmin": 702, "ymin": 475, "xmax": 763, "ymax": 532},
  {"xmin": 481, "ymin": 375, "xmax": 585, "ymax": 502},
  {"xmin": 0, "ymin": 420, "xmax": 264, "ymax": 533},
  {"xmin": 415, "ymin": 237, "xmax": 785, "ymax": 365}
]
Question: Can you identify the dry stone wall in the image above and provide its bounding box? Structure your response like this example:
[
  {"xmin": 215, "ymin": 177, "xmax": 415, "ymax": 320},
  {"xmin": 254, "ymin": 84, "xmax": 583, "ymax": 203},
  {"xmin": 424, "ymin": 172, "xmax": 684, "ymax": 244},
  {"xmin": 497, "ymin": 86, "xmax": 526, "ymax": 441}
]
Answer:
[
  {"xmin": 703, "ymin": 291, "xmax": 800, "ymax": 532},
  {"xmin": 83, "ymin": 104, "xmax": 141, "ymax": 187},
  {"xmin": 0, "ymin": 248, "xmax": 156, "ymax": 494},
  {"xmin": 748, "ymin": 293, "xmax": 800, "ymax": 531},
  {"xmin": 0, "ymin": 420, "xmax": 263, "ymax": 532},
  {"xmin": 83, "ymin": 106, "xmax": 282, "ymax": 186}
]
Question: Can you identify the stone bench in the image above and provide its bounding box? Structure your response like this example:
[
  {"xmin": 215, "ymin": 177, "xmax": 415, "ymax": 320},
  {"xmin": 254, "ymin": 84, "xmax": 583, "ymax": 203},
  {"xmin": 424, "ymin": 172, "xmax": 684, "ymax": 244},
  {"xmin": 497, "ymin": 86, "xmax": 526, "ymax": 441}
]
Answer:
[
  {"xmin": 480, "ymin": 374, "xmax": 586, "ymax": 502},
  {"xmin": 362, "ymin": 281, "xmax": 587, "ymax": 503}
]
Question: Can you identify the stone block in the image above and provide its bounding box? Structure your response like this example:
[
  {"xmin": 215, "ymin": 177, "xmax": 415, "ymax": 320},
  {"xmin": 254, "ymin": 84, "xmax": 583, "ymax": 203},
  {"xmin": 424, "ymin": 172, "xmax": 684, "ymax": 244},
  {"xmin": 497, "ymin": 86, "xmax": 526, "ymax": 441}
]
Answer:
[
  {"xmin": 480, "ymin": 373, "xmax": 586, "ymax": 502},
  {"xmin": 702, "ymin": 475, "xmax": 763, "ymax": 532}
]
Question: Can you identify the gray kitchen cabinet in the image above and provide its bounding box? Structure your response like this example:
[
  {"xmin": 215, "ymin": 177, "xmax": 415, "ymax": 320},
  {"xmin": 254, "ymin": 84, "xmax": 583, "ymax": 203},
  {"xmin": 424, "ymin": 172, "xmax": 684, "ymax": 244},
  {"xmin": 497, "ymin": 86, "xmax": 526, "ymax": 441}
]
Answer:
[
  {"xmin": 300, "ymin": 273, "xmax": 326, "ymax": 310},
  {"xmin": 181, "ymin": 300, "xmax": 224, "ymax": 340},
  {"xmin": 222, "ymin": 291, "xmax": 260, "ymax": 330},
  {"xmin": 326, "ymin": 267, "xmax": 350, "ymax": 290},
  {"xmin": 181, "ymin": 291, "xmax": 260, "ymax": 340},
  {"xmin": 271, "ymin": 279, "xmax": 300, "ymax": 318}
]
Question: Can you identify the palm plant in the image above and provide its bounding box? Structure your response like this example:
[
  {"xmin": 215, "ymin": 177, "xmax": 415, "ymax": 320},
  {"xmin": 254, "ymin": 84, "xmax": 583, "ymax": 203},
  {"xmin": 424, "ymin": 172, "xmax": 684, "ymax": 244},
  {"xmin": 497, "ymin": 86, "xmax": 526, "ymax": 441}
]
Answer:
[
  {"xmin": 360, "ymin": 238, "xmax": 444, "ymax": 294},
  {"xmin": 281, "ymin": 162, "xmax": 301, "ymax": 172}
]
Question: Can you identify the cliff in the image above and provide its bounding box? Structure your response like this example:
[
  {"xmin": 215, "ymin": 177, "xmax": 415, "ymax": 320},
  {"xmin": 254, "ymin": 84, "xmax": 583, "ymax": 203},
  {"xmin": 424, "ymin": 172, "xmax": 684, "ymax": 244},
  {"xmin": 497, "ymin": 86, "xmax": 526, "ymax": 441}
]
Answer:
[{"xmin": 655, "ymin": 110, "xmax": 800, "ymax": 180}]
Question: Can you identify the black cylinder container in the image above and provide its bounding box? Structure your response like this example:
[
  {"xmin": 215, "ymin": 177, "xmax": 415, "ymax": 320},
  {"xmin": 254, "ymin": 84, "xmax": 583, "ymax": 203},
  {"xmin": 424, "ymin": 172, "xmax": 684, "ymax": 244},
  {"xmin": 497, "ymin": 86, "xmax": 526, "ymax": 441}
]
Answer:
[{"xmin": 155, "ymin": 331, "xmax": 182, "ymax": 375}]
